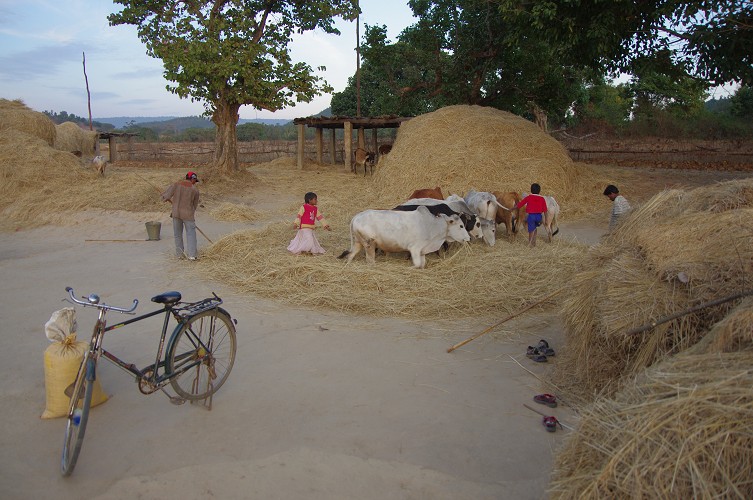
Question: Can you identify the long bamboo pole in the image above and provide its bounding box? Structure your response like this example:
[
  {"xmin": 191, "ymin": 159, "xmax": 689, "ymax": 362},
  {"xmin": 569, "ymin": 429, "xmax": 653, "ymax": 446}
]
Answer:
[{"xmin": 447, "ymin": 287, "xmax": 564, "ymax": 353}]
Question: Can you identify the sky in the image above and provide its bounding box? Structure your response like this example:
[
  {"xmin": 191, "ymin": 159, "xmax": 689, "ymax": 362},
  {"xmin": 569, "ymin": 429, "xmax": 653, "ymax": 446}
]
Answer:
[{"xmin": 0, "ymin": 0, "xmax": 417, "ymax": 120}]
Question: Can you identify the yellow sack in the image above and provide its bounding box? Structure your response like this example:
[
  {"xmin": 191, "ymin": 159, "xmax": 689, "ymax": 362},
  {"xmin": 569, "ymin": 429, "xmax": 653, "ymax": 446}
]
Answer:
[{"xmin": 42, "ymin": 308, "xmax": 108, "ymax": 419}]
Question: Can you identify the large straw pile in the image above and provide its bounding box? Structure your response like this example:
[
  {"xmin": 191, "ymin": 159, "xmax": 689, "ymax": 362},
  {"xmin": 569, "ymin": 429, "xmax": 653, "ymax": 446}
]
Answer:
[
  {"xmin": 549, "ymin": 298, "xmax": 753, "ymax": 499},
  {"xmin": 196, "ymin": 106, "xmax": 610, "ymax": 320},
  {"xmin": 374, "ymin": 105, "xmax": 604, "ymax": 217},
  {"xmin": 0, "ymin": 98, "xmax": 56, "ymax": 146},
  {"xmin": 0, "ymin": 126, "xmax": 177, "ymax": 230},
  {"xmin": 554, "ymin": 178, "xmax": 753, "ymax": 400},
  {"xmin": 200, "ymin": 212, "xmax": 584, "ymax": 320},
  {"xmin": 54, "ymin": 121, "xmax": 97, "ymax": 155}
]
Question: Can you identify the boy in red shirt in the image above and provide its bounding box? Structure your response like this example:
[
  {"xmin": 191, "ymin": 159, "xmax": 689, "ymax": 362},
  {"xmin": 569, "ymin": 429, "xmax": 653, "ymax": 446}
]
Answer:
[{"xmin": 517, "ymin": 183, "xmax": 548, "ymax": 247}]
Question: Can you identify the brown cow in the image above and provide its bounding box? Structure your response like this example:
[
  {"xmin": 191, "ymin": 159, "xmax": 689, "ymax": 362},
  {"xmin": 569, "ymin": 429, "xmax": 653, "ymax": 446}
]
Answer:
[
  {"xmin": 492, "ymin": 191, "xmax": 523, "ymax": 241},
  {"xmin": 377, "ymin": 144, "xmax": 392, "ymax": 156},
  {"xmin": 408, "ymin": 186, "xmax": 444, "ymax": 200},
  {"xmin": 353, "ymin": 148, "xmax": 376, "ymax": 176}
]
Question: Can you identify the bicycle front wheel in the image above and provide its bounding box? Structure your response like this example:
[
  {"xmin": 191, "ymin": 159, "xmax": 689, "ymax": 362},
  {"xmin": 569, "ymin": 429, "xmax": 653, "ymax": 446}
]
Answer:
[
  {"xmin": 61, "ymin": 356, "xmax": 94, "ymax": 476},
  {"xmin": 167, "ymin": 308, "xmax": 236, "ymax": 401}
]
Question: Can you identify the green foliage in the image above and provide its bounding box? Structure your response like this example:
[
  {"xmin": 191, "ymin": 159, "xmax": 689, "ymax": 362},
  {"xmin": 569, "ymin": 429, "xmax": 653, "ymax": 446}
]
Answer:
[
  {"xmin": 498, "ymin": 0, "xmax": 753, "ymax": 86},
  {"xmin": 43, "ymin": 110, "xmax": 115, "ymax": 131},
  {"xmin": 332, "ymin": 2, "xmax": 591, "ymax": 127},
  {"xmin": 729, "ymin": 86, "xmax": 753, "ymax": 119},
  {"xmin": 572, "ymin": 78, "xmax": 632, "ymax": 132},
  {"xmin": 626, "ymin": 59, "xmax": 709, "ymax": 118},
  {"xmin": 108, "ymin": 0, "xmax": 359, "ymax": 171},
  {"xmin": 109, "ymin": 1, "xmax": 358, "ymax": 114},
  {"xmin": 119, "ymin": 125, "xmax": 159, "ymax": 142}
]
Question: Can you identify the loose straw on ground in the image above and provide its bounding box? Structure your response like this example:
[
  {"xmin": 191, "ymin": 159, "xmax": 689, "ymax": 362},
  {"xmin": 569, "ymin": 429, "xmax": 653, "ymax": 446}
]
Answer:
[{"xmin": 447, "ymin": 287, "xmax": 564, "ymax": 353}]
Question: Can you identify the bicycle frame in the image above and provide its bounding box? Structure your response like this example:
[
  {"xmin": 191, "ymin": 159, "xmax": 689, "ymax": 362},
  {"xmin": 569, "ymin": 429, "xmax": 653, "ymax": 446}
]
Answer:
[
  {"xmin": 70, "ymin": 289, "xmax": 224, "ymax": 394},
  {"xmin": 99, "ymin": 305, "xmax": 178, "ymax": 391}
]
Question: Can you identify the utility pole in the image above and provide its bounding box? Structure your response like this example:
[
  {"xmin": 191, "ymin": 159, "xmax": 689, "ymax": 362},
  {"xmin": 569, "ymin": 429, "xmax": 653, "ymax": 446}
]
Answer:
[{"xmin": 356, "ymin": 0, "xmax": 361, "ymax": 117}]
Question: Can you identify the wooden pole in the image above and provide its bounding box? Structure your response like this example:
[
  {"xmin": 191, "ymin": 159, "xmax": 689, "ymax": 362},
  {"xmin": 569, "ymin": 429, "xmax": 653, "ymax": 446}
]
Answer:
[
  {"xmin": 85, "ymin": 239, "xmax": 149, "ymax": 243},
  {"xmin": 83, "ymin": 52, "xmax": 93, "ymax": 131},
  {"xmin": 626, "ymin": 288, "xmax": 753, "ymax": 336},
  {"xmin": 447, "ymin": 288, "xmax": 564, "ymax": 353}
]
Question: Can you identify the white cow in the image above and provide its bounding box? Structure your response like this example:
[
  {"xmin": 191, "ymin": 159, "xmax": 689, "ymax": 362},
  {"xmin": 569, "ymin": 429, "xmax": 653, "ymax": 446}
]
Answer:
[
  {"xmin": 92, "ymin": 155, "xmax": 107, "ymax": 176},
  {"xmin": 542, "ymin": 195, "xmax": 560, "ymax": 242},
  {"xmin": 338, "ymin": 206, "xmax": 470, "ymax": 268},
  {"xmin": 464, "ymin": 190, "xmax": 506, "ymax": 221},
  {"xmin": 457, "ymin": 192, "xmax": 501, "ymax": 246},
  {"xmin": 479, "ymin": 219, "xmax": 496, "ymax": 246},
  {"xmin": 398, "ymin": 197, "xmax": 483, "ymax": 239},
  {"xmin": 520, "ymin": 193, "xmax": 560, "ymax": 242}
]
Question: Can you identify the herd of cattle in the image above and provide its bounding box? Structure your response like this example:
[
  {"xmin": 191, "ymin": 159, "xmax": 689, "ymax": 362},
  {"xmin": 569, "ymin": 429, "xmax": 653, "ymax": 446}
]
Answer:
[{"xmin": 338, "ymin": 186, "xmax": 561, "ymax": 268}]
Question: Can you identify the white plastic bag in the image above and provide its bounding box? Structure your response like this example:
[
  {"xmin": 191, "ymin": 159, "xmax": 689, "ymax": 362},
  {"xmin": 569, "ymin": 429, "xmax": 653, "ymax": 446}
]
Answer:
[{"xmin": 44, "ymin": 307, "xmax": 77, "ymax": 342}]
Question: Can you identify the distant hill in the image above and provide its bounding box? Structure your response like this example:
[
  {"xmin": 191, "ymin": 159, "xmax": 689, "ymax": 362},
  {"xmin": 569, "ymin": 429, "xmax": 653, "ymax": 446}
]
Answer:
[{"xmin": 96, "ymin": 115, "xmax": 292, "ymax": 130}]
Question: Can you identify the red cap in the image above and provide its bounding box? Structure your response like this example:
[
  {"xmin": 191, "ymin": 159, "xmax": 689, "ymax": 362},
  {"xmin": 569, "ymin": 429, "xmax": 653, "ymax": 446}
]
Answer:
[{"xmin": 186, "ymin": 171, "xmax": 199, "ymax": 182}]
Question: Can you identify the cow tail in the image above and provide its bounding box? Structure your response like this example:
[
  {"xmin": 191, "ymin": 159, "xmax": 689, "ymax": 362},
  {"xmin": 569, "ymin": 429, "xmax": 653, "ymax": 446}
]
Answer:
[{"xmin": 337, "ymin": 217, "xmax": 356, "ymax": 260}]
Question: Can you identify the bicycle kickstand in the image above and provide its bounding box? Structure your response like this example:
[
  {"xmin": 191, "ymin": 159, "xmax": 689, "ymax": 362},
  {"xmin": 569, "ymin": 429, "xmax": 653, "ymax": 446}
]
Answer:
[{"xmin": 190, "ymin": 378, "xmax": 214, "ymax": 411}]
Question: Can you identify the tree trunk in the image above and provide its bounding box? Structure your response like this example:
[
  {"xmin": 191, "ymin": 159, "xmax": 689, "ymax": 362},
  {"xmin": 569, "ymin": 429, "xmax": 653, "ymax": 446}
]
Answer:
[
  {"xmin": 212, "ymin": 100, "xmax": 241, "ymax": 173},
  {"xmin": 530, "ymin": 103, "xmax": 548, "ymax": 132}
]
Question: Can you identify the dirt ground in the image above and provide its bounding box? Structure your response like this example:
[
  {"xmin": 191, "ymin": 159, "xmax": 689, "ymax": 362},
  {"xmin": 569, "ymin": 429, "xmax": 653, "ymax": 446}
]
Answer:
[{"xmin": 0, "ymin": 162, "xmax": 750, "ymax": 499}]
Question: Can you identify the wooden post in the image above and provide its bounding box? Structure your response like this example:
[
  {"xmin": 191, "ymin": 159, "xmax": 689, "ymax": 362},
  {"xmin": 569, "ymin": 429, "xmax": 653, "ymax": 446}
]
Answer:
[
  {"xmin": 357, "ymin": 128, "xmax": 365, "ymax": 150},
  {"xmin": 108, "ymin": 136, "xmax": 117, "ymax": 162},
  {"xmin": 329, "ymin": 129, "xmax": 336, "ymax": 165},
  {"xmin": 125, "ymin": 134, "xmax": 133, "ymax": 161},
  {"xmin": 315, "ymin": 128, "xmax": 323, "ymax": 164},
  {"xmin": 297, "ymin": 123, "xmax": 305, "ymax": 169},
  {"xmin": 372, "ymin": 128, "xmax": 378, "ymax": 154},
  {"xmin": 344, "ymin": 121, "xmax": 353, "ymax": 173}
]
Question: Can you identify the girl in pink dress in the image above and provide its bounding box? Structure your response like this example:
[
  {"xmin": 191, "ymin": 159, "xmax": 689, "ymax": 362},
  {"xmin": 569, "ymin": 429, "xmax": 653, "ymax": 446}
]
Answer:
[{"xmin": 287, "ymin": 192, "xmax": 331, "ymax": 255}]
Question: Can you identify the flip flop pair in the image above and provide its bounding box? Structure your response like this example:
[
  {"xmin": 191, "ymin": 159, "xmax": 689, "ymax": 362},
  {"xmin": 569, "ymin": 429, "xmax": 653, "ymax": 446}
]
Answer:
[
  {"xmin": 526, "ymin": 347, "xmax": 548, "ymax": 363},
  {"xmin": 526, "ymin": 341, "xmax": 554, "ymax": 362}
]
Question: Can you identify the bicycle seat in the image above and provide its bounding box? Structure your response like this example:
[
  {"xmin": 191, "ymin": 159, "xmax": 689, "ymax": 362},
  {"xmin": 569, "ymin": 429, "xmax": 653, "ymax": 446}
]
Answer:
[{"xmin": 151, "ymin": 291, "xmax": 182, "ymax": 305}]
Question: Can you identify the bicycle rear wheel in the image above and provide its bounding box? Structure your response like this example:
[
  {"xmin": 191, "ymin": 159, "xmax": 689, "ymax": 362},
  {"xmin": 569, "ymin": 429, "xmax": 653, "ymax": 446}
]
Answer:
[
  {"xmin": 167, "ymin": 308, "xmax": 236, "ymax": 401},
  {"xmin": 61, "ymin": 356, "xmax": 94, "ymax": 476}
]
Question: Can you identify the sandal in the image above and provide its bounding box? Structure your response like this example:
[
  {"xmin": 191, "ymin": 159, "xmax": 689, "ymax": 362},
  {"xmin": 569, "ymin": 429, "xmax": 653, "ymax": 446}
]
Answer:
[
  {"xmin": 542, "ymin": 416, "xmax": 561, "ymax": 432},
  {"xmin": 537, "ymin": 339, "xmax": 549, "ymax": 350},
  {"xmin": 531, "ymin": 355, "xmax": 548, "ymax": 363},
  {"xmin": 526, "ymin": 346, "xmax": 540, "ymax": 357},
  {"xmin": 533, "ymin": 394, "xmax": 558, "ymax": 408}
]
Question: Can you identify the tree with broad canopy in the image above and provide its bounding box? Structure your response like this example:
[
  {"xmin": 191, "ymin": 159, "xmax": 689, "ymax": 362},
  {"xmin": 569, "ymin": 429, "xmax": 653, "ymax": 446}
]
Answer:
[
  {"xmin": 498, "ymin": 0, "xmax": 753, "ymax": 87},
  {"xmin": 108, "ymin": 0, "xmax": 360, "ymax": 173},
  {"xmin": 332, "ymin": 0, "xmax": 591, "ymax": 130}
]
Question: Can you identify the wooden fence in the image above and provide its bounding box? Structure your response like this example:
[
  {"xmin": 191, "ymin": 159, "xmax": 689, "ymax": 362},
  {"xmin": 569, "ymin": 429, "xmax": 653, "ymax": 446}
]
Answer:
[
  {"xmin": 100, "ymin": 139, "xmax": 346, "ymax": 164},
  {"xmin": 100, "ymin": 138, "xmax": 753, "ymax": 169}
]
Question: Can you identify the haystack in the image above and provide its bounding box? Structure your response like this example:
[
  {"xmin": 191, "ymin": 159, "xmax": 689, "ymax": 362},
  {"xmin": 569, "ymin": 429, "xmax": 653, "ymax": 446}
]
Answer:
[
  {"xmin": 54, "ymin": 121, "xmax": 97, "ymax": 155},
  {"xmin": 373, "ymin": 105, "xmax": 602, "ymax": 217},
  {"xmin": 554, "ymin": 178, "xmax": 753, "ymax": 400},
  {"xmin": 549, "ymin": 298, "xmax": 753, "ymax": 499},
  {"xmin": 0, "ymin": 98, "xmax": 56, "ymax": 146},
  {"xmin": 0, "ymin": 127, "xmax": 169, "ymax": 230}
]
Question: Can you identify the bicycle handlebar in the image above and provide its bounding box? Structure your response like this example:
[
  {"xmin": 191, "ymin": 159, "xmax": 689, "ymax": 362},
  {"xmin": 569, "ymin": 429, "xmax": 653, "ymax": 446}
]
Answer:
[{"xmin": 65, "ymin": 287, "xmax": 139, "ymax": 314}]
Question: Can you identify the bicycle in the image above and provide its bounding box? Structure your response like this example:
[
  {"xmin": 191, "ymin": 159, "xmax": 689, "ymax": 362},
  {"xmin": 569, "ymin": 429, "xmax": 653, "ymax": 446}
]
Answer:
[{"xmin": 60, "ymin": 286, "xmax": 237, "ymax": 476}]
